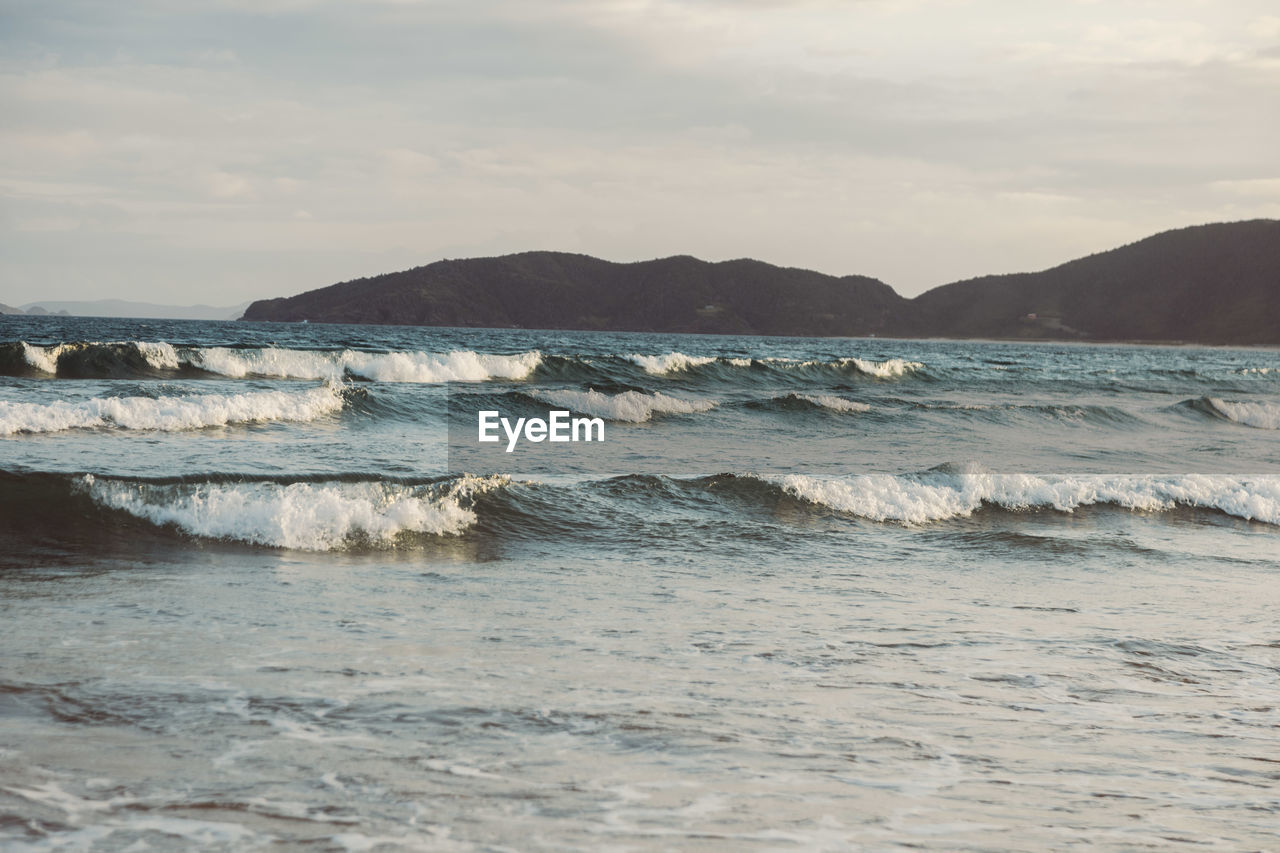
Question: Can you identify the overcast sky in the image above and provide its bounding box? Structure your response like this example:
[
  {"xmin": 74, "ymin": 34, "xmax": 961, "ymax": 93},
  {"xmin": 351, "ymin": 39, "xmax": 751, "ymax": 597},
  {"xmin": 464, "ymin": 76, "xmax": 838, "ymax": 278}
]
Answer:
[{"xmin": 2, "ymin": 0, "xmax": 1278, "ymax": 305}]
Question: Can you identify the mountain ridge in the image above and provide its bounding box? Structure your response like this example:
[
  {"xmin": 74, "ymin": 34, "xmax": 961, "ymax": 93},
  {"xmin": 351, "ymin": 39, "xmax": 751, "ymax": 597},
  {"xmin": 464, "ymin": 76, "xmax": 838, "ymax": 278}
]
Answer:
[
  {"xmin": 243, "ymin": 251, "xmax": 903, "ymax": 337},
  {"xmin": 14, "ymin": 299, "xmax": 249, "ymax": 321},
  {"xmin": 241, "ymin": 220, "xmax": 1280, "ymax": 344}
]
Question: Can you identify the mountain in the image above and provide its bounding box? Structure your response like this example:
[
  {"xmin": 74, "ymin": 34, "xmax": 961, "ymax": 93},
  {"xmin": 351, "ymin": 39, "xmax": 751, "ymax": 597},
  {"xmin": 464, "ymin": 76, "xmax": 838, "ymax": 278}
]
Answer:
[
  {"xmin": 239, "ymin": 220, "xmax": 1280, "ymax": 344},
  {"xmin": 242, "ymin": 253, "xmax": 903, "ymax": 337},
  {"xmin": 18, "ymin": 300, "xmax": 249, "ymax": 321},
  {"xmin": 0, "ymin": 302, "xmax": 23, "ymax": 315},
  {"xmin": 897, "ymin": 220, "xmax": 1280, "ymax": 344}
]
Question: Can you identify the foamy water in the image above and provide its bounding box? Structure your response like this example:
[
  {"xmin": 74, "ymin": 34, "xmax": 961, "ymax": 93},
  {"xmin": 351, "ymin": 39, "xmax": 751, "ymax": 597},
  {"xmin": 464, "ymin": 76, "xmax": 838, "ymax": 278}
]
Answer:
[
  {"xmin": 0, "ymin": 385, "xmax": 343, "ymax": 434},
  {"xmin": 627, "ymin": 351, "xmax": 718, "ymax": 374},
  {"xmin": 534, "ymin": 388, "xmax": 717, "ymax": 422},
  {"xmin": 778, "ymin": 470, "xmax": 1280, "ymax": 524},
  {"xmin": 840, "ymin": 356, "xmax": 922, "ymax": 378},
  {"xmin": 193, "ymin": 346, "xmax": 543, "ymax": 383},
  {"xmin": 11, "ymin": 340, "xmax": 543, "ymax": 383},
  {"xmin": 79, "ymin": 473, "xmax": 500, "ymax": 549},
  {"xmin": 1204, "ymin": 396, "xmax": 1280, "ymax": 429},
  {"xmin": 788, "ymin": 393, "xmax": 872, "ymax": 412}
]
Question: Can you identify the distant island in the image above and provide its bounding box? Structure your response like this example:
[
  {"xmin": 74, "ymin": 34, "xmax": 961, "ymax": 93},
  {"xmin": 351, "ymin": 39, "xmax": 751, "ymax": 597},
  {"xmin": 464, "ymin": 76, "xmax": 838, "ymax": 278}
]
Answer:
[
  {"xmin": 240, "ymin": 220, "xmax": 1280, "ymax": 344},
  {"xmin": 4, "ymin": 299, "xmax": 249, "ymax": 321}
]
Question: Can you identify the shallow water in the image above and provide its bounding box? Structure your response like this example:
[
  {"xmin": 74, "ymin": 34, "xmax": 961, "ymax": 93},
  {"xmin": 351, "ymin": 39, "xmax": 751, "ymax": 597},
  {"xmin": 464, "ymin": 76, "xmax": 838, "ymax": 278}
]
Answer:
[{"xmin": 2, "ymin": 315, "xmax": 1278, "ymax": 850}]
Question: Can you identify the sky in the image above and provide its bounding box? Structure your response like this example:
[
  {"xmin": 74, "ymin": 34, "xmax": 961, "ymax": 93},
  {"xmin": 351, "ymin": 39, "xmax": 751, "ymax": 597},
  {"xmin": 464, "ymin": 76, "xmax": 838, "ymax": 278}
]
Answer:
[{"xmin": 2, "ymin": 0, "xmax": 1278, "ymax": 306}]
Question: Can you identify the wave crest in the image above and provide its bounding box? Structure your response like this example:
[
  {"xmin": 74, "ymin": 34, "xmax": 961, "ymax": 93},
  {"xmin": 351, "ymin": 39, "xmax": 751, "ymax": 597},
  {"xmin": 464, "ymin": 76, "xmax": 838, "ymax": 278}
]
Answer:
[
  {"xmin": 839, "ymin": 357, "xmax": 921, "ymax": 378},
  {"xmin": 777, "ymin": 471, "xmax": 1280, "ymax": 525},
  {"xmin": 2, "ymin": 340, "xmax": 542, "ymax": 383},
  {"xmin": 533, "ymin": 388, "xmax": 716, "ymax": 422},
  {"xmin": 789, "ymin": 393, "xmax": 871, "ymax": 413},
  {"xmin": 21, "ymin": 342, "xmax": 60, "ymax": 373},
  {"xmin": 0, "ymin": 386, "xmax": 345, "ymax": 435},
  {"xmin": 627, "ymin": 352, "xmax": 719, "ymax": 374},
  {"xmin": 9, "ymin": 340, "xmax": 183, "ymax": 377},
  {"xmin": 192, "ymin": 348, "xmax": 543, "ymax": 383},
  {"xmin": 77, "ymin": 474, "xmax": 506, "ymax": 549},
  {"xmin": 624, "ymin": 351, "xmax": 922, "ymax": 379},
  {"xmin": 1201, "ymin": 397, "xmax": 1280, "ymax": 430}
]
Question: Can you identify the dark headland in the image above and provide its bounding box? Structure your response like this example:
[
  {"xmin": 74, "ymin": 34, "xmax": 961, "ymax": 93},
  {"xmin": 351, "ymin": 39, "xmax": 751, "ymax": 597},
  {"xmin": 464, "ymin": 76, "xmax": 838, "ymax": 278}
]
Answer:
[{"xmin": 242, "ymin": 220, "xmax": 1280, "ymax": 344}]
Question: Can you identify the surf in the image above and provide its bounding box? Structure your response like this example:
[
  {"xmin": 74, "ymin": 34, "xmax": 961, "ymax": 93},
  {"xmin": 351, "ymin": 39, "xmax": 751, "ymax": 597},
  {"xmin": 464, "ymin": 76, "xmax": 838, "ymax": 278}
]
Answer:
[{"xmin": 0, "ymin": 385, "xmax": 346, "ymax": 435}]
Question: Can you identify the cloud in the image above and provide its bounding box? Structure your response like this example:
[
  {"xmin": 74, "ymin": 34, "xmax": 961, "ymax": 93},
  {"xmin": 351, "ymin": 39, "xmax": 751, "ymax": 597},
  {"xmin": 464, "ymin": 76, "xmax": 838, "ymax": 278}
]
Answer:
[
  {"xmin": 1248, "ymin": 15, "xmax": 1280, "ymax": 39},
  {"xmin": 204, "ymin": 171, "xmax": 254, "ymax": 199}
]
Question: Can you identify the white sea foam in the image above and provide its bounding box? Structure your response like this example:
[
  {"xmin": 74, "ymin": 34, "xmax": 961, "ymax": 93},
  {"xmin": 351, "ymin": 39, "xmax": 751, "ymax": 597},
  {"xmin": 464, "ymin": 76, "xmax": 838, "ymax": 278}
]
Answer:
[
  {"xmin": 778, "ymin": 472, "xmax": 1280, "ymax": 525},
  {"xmin": 0, "ymin": 815, "xmax": 266, "ymax": 849},
  {"xmin": 0, "ymin": 386, "xmax": 344, "ymax": 435},
  {"xmin": 534, "ymin": 388, "xmax": 716, "ymax": 422},
  {"xmin": 135, "ymin": 341, "xmax": 181, "ymax": 370},
  {"xmin": 18, "ymin": 340, "xmax": 181, "ymax": 373},
  {"xmin": 756, "ymin": 355, "xmax": 922, "ymax": 377},
  {"xmin": 21, "ymin": 342, "xmax": 63, "ymax": 373},
  {"xmin": 15, "ymin": 340, "xmax": 540, "ymax": 382},
  {"xmin": 80, "ymin": 475, "xmax": 505, "ymax": 549},
  {"xmin": 1204, "ymin": 397, "xmax": 1280, "ymax": 430},
  {"xmin": 625, "ymin": 352, "xmax": 921, "ymax": 378},
  {"xmin": 192, "ymin": 347, "xmax": 541, "ymax": 383},
  {"xmin": 0, "ymin": 785, "xmax": 269, "ymax": 852},
  {"xmin": 2, "ymin": 781, "xmax": 131, "ymax": 819},
  {"xmin": 840, "ymin": 357, "xmax": 923, "ymax": 378},
  {"xmin": 343, "ymin": 350, "xmax": 541, "ymax": 382},
  {"xmin": 627, "ymin": 352, "xmax": 718, "ymax": 374},
  {"xmin": 190, "ymin": 347, "xmax": 338, "ymax": 380},
  {"xmin": 791, "ymin": 394, "xmax": 871, "ymax": 413}
]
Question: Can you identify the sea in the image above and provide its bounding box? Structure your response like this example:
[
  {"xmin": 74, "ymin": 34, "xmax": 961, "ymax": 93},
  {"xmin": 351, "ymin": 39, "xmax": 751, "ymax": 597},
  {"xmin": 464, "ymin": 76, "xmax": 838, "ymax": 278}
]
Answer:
[{"xmin": 1, "ymin": 315, "xmax": 1278, "ymax": 851}]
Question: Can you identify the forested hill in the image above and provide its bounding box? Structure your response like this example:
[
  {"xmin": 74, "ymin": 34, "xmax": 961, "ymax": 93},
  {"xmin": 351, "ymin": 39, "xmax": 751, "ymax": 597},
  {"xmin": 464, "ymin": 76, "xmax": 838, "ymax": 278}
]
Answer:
[
  {"xmin": 241, "ymin": 220, "xmax": 1280, "ymax": 343},
  {"xmin": 896, "ymin": 220, "xmax": 1280, "ymax": 344},
  {"xmin": 242, "ymin": 252, "xmax": 904, "ymax": 337}
]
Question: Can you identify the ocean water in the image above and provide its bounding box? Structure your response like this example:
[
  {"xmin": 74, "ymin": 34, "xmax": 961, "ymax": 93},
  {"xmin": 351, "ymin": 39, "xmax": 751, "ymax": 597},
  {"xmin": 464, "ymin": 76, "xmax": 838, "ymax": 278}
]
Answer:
[{"xmin": 2, "ymin": 315, "xmax": 1279, "ymax": 851}]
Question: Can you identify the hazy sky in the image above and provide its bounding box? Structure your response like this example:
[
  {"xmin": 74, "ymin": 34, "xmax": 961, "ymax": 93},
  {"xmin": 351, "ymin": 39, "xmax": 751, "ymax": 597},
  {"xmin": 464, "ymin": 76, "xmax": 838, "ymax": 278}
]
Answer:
[{"xmin": 3, "ymin": 0, "xmax": 1278, "ymax": 305}]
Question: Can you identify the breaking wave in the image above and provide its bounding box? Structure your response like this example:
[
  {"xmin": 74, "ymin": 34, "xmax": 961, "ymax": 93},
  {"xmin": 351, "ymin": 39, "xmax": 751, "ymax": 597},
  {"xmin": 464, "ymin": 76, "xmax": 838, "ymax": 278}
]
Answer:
[
  {"xmin": 909, "ymin": 401, "xmax": 1140, "ymax": 425},
  {"xmin": 783, "ymin": 393, "xmax": 870, "ymax": 413},
  {"xmin": 627, "ymin": 352, "xmax": 723, "ymax": 374},
  {"xmin": 1185, "ymin": 396, "xmax": 1280, "ymax": 430},
  {"xmin": 0, "ymin": 386, "xmax": 346, "ymax": 435},
  {"xmin": 838, "ymin": 357, "xmax": 922, "ymax": 379},
  {"xmin": 192, "ymin": 347, "xmax": 542, "ymax": 383},
  {"xmin": 749, "ymin": 393, "xmax": 872, "ymax": 413},
  {"xmin": 533, "ymin": 388, "xmax": 717, "ymax": 422},
  {"xmin": 4, "ymin": 468, "xmax": 1277, "ymax": 561},
  {"xmin": 1, "ymin": 340, "xmax": 542, "ymax": 383},
  {"xmin": 77, "ymin": 474, "xmax": 507, "ymax": 550},
  {"xmin": 3, "ymin": 340, "xmax": 183, "ymax": 378},
  {"xmin": 624, "ymin": 351, "xmax": 922, "ymax": 379},
  {"xmin": 6, "ymin": 341, "xmax": 931, "ymax": 386},
  {"xmin": 772, "ymin": 471, "xmax": 1280, "ymax": 525}
]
